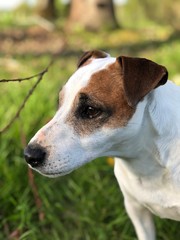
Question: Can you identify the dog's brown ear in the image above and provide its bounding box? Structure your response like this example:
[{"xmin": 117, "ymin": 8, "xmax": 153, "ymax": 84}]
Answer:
[
  {"xmin": 77, "ymin": 50, "xmax": 109, "ymax": 68},
  {"xmin": 116, "ymin": 56, "xmax": 168, "ymax": 107}
]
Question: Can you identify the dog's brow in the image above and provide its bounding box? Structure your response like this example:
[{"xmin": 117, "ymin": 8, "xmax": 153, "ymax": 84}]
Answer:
[
  {"xmin": 79, "ymin": 93, "xmax": 89, "ymax": 101},
  {"xmin": 78, "ymin": 93, "xmax": 105, "ymax": 107}
]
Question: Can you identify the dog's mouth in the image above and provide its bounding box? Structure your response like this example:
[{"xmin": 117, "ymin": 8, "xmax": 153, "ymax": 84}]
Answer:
[
  {"xmin": 37, "ymin": 170, "xmax": 72, "ymax": 178},
  {"xmin": 41, "ymin": 170, "xmax": 72, "ymax": 178},
  {"xmin": 28, "ymin": 164, "xmax": 73, "ymax": 178}
]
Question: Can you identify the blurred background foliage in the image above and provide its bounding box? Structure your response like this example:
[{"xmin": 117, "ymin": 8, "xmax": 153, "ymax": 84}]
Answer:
[{"xmin": 0, "ymin": 0, "xmax": 180, "ymax": 239}]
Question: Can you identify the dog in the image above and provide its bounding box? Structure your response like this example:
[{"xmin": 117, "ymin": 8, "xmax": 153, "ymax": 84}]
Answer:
[{"xmin": 24, "ymin": 50, "xmax": 180, "ymax": 240}]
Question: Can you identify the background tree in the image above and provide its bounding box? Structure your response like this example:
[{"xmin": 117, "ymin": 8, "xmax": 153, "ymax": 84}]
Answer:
[
  {"xmin": 68, "ymin": 0, "xmax": 118, "ymax": 31},
  {"xmin": 138, "ymin": 0, "xmax": 180, "ymax": 31},
  {"xmin": 36, "ymin": 0, "xmax": 56, "ymax": 19}
]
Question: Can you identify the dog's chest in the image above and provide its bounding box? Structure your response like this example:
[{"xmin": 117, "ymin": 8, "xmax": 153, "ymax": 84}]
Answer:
[
  {"xmin": 144, "ymin": 201, "xmax": 180, "ymax": 220},
  {"xmin": 114, "ymin": 157, "xmax": 180, "ymax": 220}
]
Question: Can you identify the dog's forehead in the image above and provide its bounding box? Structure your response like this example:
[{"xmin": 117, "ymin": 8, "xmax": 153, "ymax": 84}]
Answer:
[
  {"xmin": 64, "ymin": 57, "xmax": 116, "ymax": 94},
  {"xmin": 57, "ymin": 57, "xmax": 116, "ymax": 116},
  {"xmin": 60, "ymin": 56, "xmax": 135, "ymax": 136}
]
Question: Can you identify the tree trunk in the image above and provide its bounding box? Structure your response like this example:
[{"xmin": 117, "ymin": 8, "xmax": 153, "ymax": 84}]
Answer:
[
  {"xmin": 36, "ymin": 0, "xmax": 56, "ymax": 20},
  {"xmin": 68, "ymin": 0, "xmax": 118, "ymax": 31}
]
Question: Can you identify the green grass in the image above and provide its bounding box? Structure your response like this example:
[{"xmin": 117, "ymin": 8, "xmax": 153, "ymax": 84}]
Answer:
[{"xmin": 0, "ymin": 6, "xmax": 180, "ymax": 240}]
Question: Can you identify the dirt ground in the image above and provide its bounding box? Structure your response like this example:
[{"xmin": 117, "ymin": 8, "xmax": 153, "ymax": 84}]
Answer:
[{"xmin": 0, "ymin": 26, "xmax": 66, "ymax": 56}]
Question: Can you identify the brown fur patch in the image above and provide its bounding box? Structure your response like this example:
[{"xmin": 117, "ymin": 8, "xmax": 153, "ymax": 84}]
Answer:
[{"xmin": 66, "ymin": 61, "xmax": 135, "ymax": 136}]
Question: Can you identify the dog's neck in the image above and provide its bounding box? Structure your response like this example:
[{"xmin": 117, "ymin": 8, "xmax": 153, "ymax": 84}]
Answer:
[
  {"xmin": 148, "ymin": 81, "xmax": 180, "ymax": 180},
  {"xmin": 115, "ymin": 81, "xmax": 180, "ymax": 181}
]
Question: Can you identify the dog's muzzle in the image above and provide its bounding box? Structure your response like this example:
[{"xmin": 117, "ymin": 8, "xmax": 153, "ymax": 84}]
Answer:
[{"xmin": 24, "ymin": 144, "xmax": 46, "ymax": 168}]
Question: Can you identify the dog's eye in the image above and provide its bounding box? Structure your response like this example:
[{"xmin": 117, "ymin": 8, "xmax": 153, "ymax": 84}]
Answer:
[{"xmin": 80, "ymin": 106, "xmax": 102, "ymax": 119}]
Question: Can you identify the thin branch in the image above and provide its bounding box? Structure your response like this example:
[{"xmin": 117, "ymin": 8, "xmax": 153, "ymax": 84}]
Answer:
[
  {"xmin": 0, "ymin": 60, "xmax": 53, "ymax": 134},
  {"xmin": 0, "ymin": 66, "xmax": 50, "ymax": 83},
  {"xmin": 19, "ymin": 120, "xmax": 45, "ymax": 222},
  {"xmin": 28, "ymin": 168, "xmax": 45, "ymax": 221}
]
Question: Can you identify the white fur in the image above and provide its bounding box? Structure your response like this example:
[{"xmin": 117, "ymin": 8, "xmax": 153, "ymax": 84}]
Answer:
[
  {"xmin": 28, "ymin": 56, "xmax": 180, "ymax": 240},
  {"xmin": 114, "ymin": 82, "xmax": 180, "ymax": 239}
]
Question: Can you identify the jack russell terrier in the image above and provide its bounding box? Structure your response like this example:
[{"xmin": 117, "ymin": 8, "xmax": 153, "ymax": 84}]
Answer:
[{"xmin": 24, "ymin": 50, "xmax": 180, "ymax": 240}]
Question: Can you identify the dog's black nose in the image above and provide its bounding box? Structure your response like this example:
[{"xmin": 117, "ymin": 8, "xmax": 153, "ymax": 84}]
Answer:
[{"xmin": 24, "ymin": 144, "xmax": 46, "ymax": 168}]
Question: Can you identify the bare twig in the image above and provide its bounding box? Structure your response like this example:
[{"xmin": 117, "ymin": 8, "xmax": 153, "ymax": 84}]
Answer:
[
  {"xmin": 28, "ymin": 168, "xmax": 45, "ymax": 221},
  {"xmin": 0, "ymin": 72, "xmax": 44, "ymax": 83},
  {"xmin": 0, "ymin": 60, "xmax": 53, "ymax": 134},
  {"xmin": 0, "ymin": 63, "xmax": 51, "ymax": 83},
  {"xmin": 19, "ymin": 119, "xmax": 45, "ymax": 222}
]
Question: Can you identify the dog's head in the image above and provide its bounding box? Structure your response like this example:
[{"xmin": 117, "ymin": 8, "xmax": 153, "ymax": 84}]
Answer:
[{"xmin": 24, "ymin": 50, "xmax": 168, "ymax": 177}]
